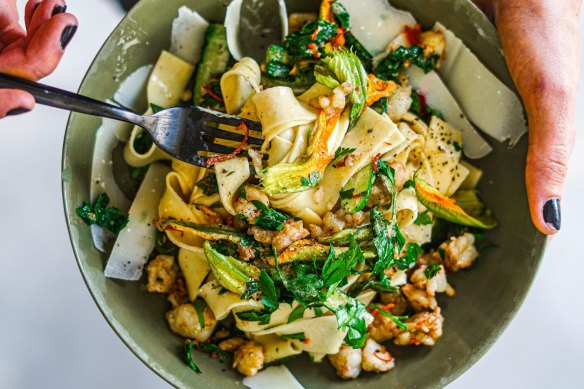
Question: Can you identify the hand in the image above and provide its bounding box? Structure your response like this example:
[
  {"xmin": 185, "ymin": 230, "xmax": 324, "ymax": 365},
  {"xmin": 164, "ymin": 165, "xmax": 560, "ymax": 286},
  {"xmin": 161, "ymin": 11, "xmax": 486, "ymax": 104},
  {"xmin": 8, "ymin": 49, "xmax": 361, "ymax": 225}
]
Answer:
[
  {"xmin": 475, "ymin": 0, "xmax": 581, "ymax": 235},
  {"xmin": 0, "ymin": 0, "xmax": 77, "ymax": 117}
]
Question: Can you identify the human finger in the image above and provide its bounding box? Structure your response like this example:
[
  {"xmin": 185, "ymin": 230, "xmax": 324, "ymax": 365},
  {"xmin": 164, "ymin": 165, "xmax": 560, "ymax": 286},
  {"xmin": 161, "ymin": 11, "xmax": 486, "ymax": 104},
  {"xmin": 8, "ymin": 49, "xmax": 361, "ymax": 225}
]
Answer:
[
  {"xmin": 25, "ymin": 0, "xmax": 66, "ymax": 40},
  {"xmin": 495, "ymin": 0, "xmax": 580, "ymax": 234},
  {"xmin": 0, "ymin": 89, "xmax": 35, "ymax": 117},
  {"xmin": 0, "ymin": 0, "xmax": 25, "ymax": 47}
]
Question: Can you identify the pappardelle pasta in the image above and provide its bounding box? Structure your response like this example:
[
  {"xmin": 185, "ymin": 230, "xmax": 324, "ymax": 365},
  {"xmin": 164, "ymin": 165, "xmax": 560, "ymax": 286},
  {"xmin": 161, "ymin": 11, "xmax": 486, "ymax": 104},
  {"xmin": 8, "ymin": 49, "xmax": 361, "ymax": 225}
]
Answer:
[{"xmin": 79, "ymin": 0, "xmax": 520, "ymax": 382}]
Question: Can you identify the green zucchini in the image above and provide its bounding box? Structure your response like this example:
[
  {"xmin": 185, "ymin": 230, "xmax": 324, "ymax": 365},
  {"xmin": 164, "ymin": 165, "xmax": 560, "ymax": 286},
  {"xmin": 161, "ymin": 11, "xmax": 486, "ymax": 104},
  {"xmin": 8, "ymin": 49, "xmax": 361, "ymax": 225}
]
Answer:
[
  {"xmin": 193, "ymin": 24, "xmax": 230, "ymax": 105},
  {"xmin": 161, "ymin": 219, "xmax": 252, "ymax": 246},
  {"xmin": 203, "ymin": 241, "xmax": 260, "ymax": 295},
  {"xmin": 340, "ymin": 164, "xmax": 375, "ymax": 213},
  {"xmin": 318, "ymin": 226, "xmax": 373, "ymax": 246},
  {"xmin": 268, "ymin": 239, "xmax": 375, "ymax": 266}
]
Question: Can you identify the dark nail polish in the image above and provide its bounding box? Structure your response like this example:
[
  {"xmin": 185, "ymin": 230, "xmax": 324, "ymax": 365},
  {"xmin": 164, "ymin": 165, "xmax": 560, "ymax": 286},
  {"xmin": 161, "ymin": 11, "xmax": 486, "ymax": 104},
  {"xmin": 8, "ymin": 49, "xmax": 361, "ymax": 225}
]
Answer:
[
  {"xmin": 6, "ymin": 108, "xmax": 31, "ymax": 116},
  {"xmin": 52, "ymin": 5, "xmax": 67, "ymax": 16},
  {"xmin": 543, "ymin": 199, "xmax": 561, "ymax": 231},
  {"xmin": 60, "ymin": 25, "xmax": 77, "ymax": 50}
]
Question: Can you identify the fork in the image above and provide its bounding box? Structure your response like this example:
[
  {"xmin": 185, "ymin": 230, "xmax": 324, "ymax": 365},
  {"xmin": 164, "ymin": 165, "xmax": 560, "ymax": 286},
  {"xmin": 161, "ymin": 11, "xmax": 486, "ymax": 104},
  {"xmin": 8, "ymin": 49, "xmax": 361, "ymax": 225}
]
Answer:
[{"xmin": 0, "ymin": 73, "xmax": 264, "ymax": 168}]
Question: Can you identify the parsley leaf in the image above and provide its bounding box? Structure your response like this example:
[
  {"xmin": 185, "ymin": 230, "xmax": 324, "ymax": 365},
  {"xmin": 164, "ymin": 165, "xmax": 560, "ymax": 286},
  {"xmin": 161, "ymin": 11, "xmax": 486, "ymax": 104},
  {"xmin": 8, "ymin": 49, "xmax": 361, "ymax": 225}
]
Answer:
[
  {"xmin": 409, "ymin": 89, "xmax": 444, "ymax": 124},
  {"xmin": 424, "ymin": 263, "xmax": 442, "ymax": 279},
  {"xmin": 403, "ymin": 179, "xmax": 415, "ymax": 189},
  {"xmin": 371, "ymin": 303, "xmax": 408, "ymax": 331},
  {"xmin": 236, "ymin": 310, "xmax": 272, "ymax": 325},
  {"xmin": 288, "ymin": 304, "xmax": 307, "ymax": 323},
  {"xmin": 76, "ymin": 193, "xmax": 129, "ymax": 235},
  {"xmin": 330, "ymin": 147, "xmax": 356, "ymax": 166},
  {"xmin": 300, "ymin": 172, "xmax": 321, "ymax": 187},
  {"xmin": 197, "ymin": 173, "xmax": 219, "ymax": 196},
  {"xmin": 192, "ymin": 299, "xmax": 207, "ymax": 329},
  {"xmin": 251, "ymin": 200, "xmax": 290, "ymax": 231},
  {"xmin": 286, "ymin": 273, "xmax": 325, "ymax": 305},
  {"xmin": 332, "ymin": 295, "xmax": 369, "ymax": 348},
  {"xmin": 414, "ymin": 211, "xmax": 433, "ymax": 226},
  {"xmin": 183, "ymin": 341, "xmax": 202, "ymax": 374},
  {"xmin": 279, "ymin": 332, "xmax": 306, "ymax": 340},
  {"xmin": 183, "ymin": 339, "xmax": 228, "ymax": 375},
  {"xmin": 258, "ymin": 270, "xmax": 280, "ymax": 312},
  {"xmin": 321, "ymin": 236, "xmax": 364, "ymax": 288}
]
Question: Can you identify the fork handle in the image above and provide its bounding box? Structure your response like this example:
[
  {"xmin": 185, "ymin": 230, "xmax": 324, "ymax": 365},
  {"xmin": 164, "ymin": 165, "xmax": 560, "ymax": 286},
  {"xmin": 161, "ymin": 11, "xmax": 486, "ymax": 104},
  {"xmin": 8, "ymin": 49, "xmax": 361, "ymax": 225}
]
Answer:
[{"xmin": 0, "ymin": 73, "xmax": 154, "ymax": 128}]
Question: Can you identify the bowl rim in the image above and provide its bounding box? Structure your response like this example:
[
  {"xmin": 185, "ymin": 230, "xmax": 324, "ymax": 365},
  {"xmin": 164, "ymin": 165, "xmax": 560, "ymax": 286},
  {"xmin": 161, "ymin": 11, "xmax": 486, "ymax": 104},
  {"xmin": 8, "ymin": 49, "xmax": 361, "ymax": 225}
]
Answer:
[{"xmin": 61, "ymin": 0, "xmax": 548, "ymax": 387}]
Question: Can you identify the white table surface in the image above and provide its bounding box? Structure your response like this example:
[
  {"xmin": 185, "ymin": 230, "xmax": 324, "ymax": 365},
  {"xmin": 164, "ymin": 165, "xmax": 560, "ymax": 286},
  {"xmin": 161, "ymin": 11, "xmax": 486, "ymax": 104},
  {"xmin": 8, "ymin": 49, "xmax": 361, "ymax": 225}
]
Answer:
[{"xmin": 0, "ymin": 1, "xmax": 582, "ymax": 388}]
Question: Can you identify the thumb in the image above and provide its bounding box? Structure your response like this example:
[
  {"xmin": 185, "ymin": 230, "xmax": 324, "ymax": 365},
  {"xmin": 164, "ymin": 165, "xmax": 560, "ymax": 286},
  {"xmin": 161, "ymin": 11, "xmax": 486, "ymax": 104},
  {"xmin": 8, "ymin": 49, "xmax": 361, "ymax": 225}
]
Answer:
[
  {"xmin": 494, "ymin": 0, "xmax": 580, "ymax": 234},
  {"xmin": 525, "ymin": 83, "xmax": 575, "ymax": 234}
]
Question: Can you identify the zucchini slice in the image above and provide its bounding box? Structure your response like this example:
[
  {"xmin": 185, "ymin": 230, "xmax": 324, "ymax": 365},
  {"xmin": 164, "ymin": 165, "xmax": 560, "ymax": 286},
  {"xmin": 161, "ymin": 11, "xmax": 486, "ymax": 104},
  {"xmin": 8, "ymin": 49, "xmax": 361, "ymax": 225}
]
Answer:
[
  {"xmin": 193, "ymin": 24, "xmax": 230, "ymax": 105},
  {"xmin": 340, "ymin": 164, "xmax": 375, "ymax": 213},
  {"xmin": 161, "ymin": 219, "xmax": 251, "ymax": 245},
  {"xmin": 318, "ymin": 226, "xmax": 373, "ymax": 246}
]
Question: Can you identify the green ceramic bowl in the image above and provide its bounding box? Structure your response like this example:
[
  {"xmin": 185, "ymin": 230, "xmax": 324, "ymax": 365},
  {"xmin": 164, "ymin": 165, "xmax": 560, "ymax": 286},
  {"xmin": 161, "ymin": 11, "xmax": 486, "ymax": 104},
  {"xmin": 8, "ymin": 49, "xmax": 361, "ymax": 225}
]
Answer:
[{"xmin": 62, "ymin": 0, "xmax": 547, "ymax": 387}]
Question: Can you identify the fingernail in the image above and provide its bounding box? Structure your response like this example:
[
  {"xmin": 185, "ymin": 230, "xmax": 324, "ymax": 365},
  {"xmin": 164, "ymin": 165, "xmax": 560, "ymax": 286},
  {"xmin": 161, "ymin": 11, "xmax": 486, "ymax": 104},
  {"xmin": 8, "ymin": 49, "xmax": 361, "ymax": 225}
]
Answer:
[
  {"xmin": 543, "ymin": 198, "xmax": 561, "ymax": 231},
  {"xmin": 52, "ymin": 5, "xmax": 67, "ymax": 16},
  {"xmin": 6, "ymin": 108, "xmax": 31, "ymax": 116},
  {"xmin": 60, "ymin": 25, "xmax": 77, "ymax": 50}
]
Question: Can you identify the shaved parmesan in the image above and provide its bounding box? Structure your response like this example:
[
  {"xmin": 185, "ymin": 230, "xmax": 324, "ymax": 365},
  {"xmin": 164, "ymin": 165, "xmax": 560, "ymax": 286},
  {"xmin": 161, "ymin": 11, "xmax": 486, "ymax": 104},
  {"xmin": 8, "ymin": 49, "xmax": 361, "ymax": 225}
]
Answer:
[
  {"xmin": 434, "ymin": 22, "xmax": 528, "ymax": 145},
  {"xmin": 104, "ymin": 163, "xmax": 171, "ymax": 280},
  {"xmin": 243, "ymin": 365, "xmax": 304, "ymax": 389},
  {"xmin": 338, "ymin": 0, "xmax": 416, "ymax": 54},
  {"xmin": 170, "ymin": 6, "xmax": 209, "ymax": 64},
  {"xmin": 406, "ymin": 66, "xmax": 493, "ymax": 159}
]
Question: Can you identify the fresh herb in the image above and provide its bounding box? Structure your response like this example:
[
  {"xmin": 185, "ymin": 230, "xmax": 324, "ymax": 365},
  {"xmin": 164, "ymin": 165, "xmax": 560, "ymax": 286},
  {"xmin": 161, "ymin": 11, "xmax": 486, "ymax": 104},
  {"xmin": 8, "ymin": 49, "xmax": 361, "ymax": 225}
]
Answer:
[
  {"xmin": 452, "ymin": 141, "xmax": 461, "ymax": 152},
  {"xmin": 150, "ymin": 103, "xmax": 164, "ymax": 113},
  {"xmin": 314, "ymin": 306, "xmax": 323, "ymax": 317},
  {"xmin": 288, "ymin": 304, "xmax": 307, "ymax": 323},
  {"xmin": 424, "ymin": 263, "xmax": 442, "ymax": 279},
  {"xmin": 236, "ymin": 310, "xmax": 272, "ymax": 325},
  {"xmin": 192, "ymin": 299, "xmax": 207, "ymax": 328},
  {"xmin": 409, "ymin": 90, "xmax": 444, "ymax": 124},
  {"xmin": 333, "ymin": 295, "xmax": 369, "ymax": 348},
  {"xmin": 76, "ymin": 193, "xmax": 129, "ymax": 235},
  {"xmin": 437, "ymin": 247, "xmax": 446, "ymax": 260},
  {"xmin": 395, "ymin": 242, "xmax": 423, "ymax": 271},
  {"xmin": 371, "ymin": 303, "xmax": 408, "ymax": 331},
  {"xmin": 286, "ymin": 273, "xmax": 326, "ymax": 306},
  {"xmin": 266, "ymin": 44, "xmax": 290, "ymax": 64},
  {"xmin": 197, "ymin": 173, "xmax": 219, "ymax": 196},
  {"xmin": 283, "ymin": 19, "xmax": 338, "ymax": 59},
  {"xmin": 258, "ymin": 270, "xmax": 280, "ymax": 312},
  {"xmin": 375, "ymin": 45, "xmax": 439, "ymax": 81},
  {"xmin": 331, "ymin": 1, "xmax": 350, "ymax": 28},
  {"xmin": 218, "ymin": 287, "xmax": 230, "ymax": 295},
  {"xmin": 130, "ymin": 166, "xmax": 148, "ymax": 181},
  {"xmin": 279, "ymin": 332, "xmax": 306, "ymax": 340},
  {"xmin": 183, "ymin": 341, "xmax": 202, "ymax": 374},
  {"xmin": 330, "ymin": 147, "xmax": 356, "ymax": 166},
  {"xmin": 251, "ymin": 200, "xmax": 290, "ymax": 231},
  {"xmin": 321, "ymin": 236, "xmax": 364, "ymax": 288},
  {"xmin": 199, "ymin": 79, "xmax": 225, "ymax": 110},
  {"xmin": 266, "ymin": 60, "xmax": 292, "ymax": 78},
  {"xmin": 403, "ymin": 179, "xmax": 415, "ymax": 189},
  {"xmin": 370, "ymin": 96, "xmax": 388, "ymax": 115},
  {"xmin": 155, "ymin": 230, "xmax": 177, "ymax": 255},
  {"xmin": 300, "ymin": 172, "xmax": 321, "ymax": 187},
  {"xmin": 414, "ymin": 211, "xmax": 433, "ymax": 226}
]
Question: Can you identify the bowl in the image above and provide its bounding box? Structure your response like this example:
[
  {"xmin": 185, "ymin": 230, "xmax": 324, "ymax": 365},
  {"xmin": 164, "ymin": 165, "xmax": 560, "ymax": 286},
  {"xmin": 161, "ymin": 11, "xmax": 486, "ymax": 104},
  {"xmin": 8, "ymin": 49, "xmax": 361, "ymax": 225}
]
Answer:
[{"xmin": 62, "ymin": 0, "xmax": 547, "ymax": 387}]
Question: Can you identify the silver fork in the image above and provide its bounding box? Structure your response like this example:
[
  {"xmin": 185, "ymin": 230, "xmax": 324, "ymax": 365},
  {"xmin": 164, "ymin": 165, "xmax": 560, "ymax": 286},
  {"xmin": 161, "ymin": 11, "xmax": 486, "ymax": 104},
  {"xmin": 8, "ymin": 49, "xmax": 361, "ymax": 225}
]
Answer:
[{"xmin": 0, "ymin": 73, "xmax": 264, "ymax": 168}]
